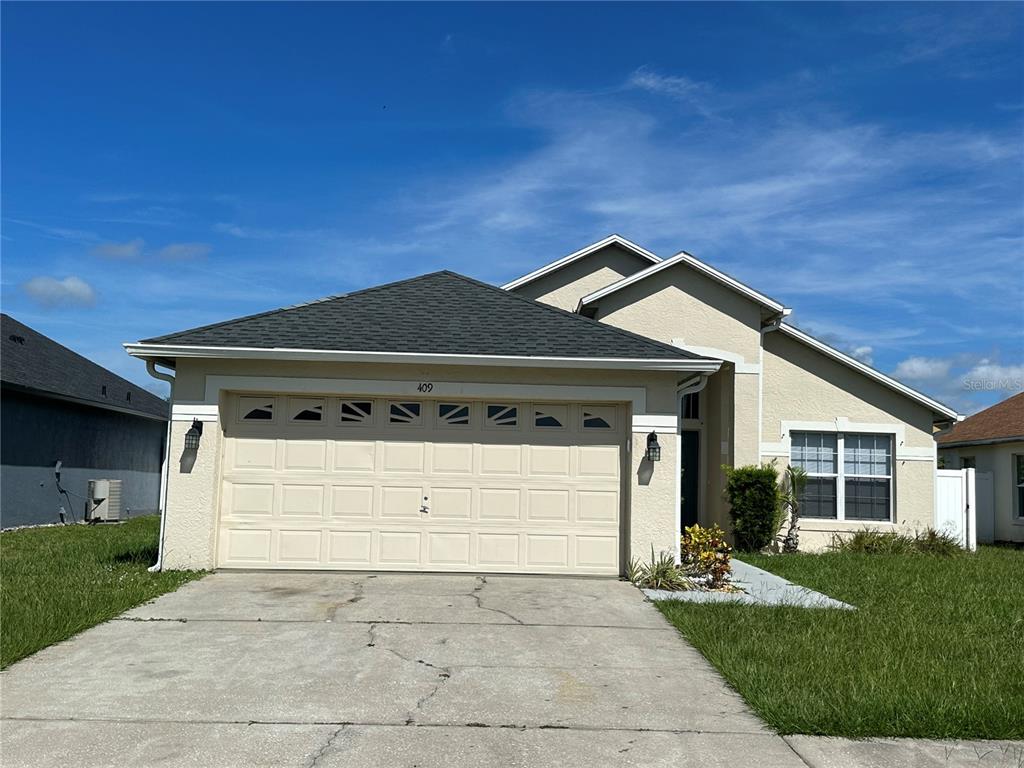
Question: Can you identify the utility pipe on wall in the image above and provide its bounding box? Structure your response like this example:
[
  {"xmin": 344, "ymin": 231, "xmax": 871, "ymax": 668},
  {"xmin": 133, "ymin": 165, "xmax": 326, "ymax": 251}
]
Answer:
[{"xmin": 146, "ymin": 360, "xmax": 175, "ymax": 572}]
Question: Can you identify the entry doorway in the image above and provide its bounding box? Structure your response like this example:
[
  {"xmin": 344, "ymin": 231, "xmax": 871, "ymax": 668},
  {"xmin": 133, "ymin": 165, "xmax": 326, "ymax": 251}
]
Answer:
[{"xmin": 681, "ymin": 430, "xmax": 700, "ymax": 528}]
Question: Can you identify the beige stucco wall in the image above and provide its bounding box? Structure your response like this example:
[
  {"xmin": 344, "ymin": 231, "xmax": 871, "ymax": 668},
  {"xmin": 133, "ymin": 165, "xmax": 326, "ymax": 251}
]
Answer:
[
  {"xmin": 761, "ymin": 331, "xmax": 939, "ymax": 549},
  {"xmin": 160, "ymin": 358, "xmax": 683, "ymax": 571},
  {"xmin": 939, "ymin": 441, "xmax": 1024, "ymax": 543},
  {"xmin": 510, "ymin": 243, "xmax": 653, "ymax": 312}
]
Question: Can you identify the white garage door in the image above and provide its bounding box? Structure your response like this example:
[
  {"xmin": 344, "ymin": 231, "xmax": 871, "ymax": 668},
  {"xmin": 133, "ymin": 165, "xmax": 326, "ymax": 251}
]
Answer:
[{"xmin": 216, "ymin": 394, "xmax": 625, "ymax": 574}]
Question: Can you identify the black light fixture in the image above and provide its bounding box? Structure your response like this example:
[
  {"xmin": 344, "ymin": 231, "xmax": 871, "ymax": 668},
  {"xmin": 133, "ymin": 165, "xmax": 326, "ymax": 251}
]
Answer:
[
  {"xmin": 645, "ymin": 431, "xmax": 662, "ymax": 462},
  {"xmin": 184, "ymin": 419, "xmax": 204, "ymax": 451}
]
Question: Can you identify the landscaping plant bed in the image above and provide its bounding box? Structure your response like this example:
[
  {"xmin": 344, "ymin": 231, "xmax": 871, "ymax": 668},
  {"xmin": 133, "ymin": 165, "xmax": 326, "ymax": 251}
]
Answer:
[{"xmin": 0, "ymin": 516, "xmax": 202, "ymax": 668}]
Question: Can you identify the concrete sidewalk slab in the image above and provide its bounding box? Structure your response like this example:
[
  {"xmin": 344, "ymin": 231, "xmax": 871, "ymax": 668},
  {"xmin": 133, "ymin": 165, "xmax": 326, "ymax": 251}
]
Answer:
[{"xmin": 785, "ymin": 735, "xmax": 1024, "ymax": 767}]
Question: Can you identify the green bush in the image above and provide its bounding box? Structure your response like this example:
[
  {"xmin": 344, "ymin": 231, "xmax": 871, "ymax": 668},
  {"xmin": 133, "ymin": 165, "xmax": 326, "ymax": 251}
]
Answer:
[
  {"xmin": 722, "ymin": 463, "xmax": 784, "ymax": 552},
  {"xmin": 680, "ymin": 523, "xmax": 732, "ymax": 587},
  {"xmin": 830, "ymin": 527, "xmax": 963, "ymax": 556},
  {"xmin": 626, "ymin": 547, "xmax": 694, "ymax": 591}
]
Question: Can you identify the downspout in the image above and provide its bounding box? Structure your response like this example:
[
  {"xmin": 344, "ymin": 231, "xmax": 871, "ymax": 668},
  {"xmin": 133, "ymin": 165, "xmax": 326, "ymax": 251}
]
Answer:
[
  {"xmin": 146, "ymin": 360, "xmax": 175, "ymax": 572},
  {"xmin": 675, "ymin": 374, "xmax": 710, "ymax": 563}
]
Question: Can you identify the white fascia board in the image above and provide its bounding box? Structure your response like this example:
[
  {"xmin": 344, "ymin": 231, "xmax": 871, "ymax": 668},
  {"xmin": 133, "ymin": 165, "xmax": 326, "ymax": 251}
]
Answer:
[
  {"xmin": 578, "ymin": 250, "xmax": 789, "ymax": 314},
  {"xmin": 776, "ymin": 324, "xmax": 960, "ymax": 420},
  {"xmin": 500, "ymin": 235, "xmax": 661, "ymax": 291},
  {"xmin": 124, "ymin": 343, "xmax": 722, "ymax": 373},
  {"xmin": 937, "ymin": 435, "xmax": 1024, "ymax": 449}
]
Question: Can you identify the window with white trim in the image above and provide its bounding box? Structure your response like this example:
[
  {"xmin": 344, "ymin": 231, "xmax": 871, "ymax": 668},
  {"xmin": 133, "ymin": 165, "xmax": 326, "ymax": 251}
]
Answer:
[
  {"xmin": 438, "ymin": 402, "xmax": 471, "ymax": 426},
  {"xmin": 339, "ymin": 400, "xmax": 373, "ymax": 425},
  {"xmin": 791, "ymin": 431, "xmax": 893, "ymax": 522}
]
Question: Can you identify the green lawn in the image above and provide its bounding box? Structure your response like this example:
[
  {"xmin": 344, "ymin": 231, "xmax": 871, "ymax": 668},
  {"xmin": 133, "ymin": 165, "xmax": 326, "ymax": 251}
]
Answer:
[
  {"xmin": 657, "ymin": 546, "xmax": 1024, "ymax": 739},
  {"xmin": 1, "ymin": 517, "xmax": 202, "ymax": 669}
]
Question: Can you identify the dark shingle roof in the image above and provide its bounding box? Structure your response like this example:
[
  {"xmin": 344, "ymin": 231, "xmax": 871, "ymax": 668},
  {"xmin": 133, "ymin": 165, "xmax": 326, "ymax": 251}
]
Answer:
[
  {"xmin": 2, "ymin": 314, "xmax": 168, "ymax": 420},
  {"xmin": 937, "ymin": 392, "xmax": 1024, "ymax": 446},
  {"xmin": 142, "ymin": 271, "xmax": 711, "ymax": 362}
]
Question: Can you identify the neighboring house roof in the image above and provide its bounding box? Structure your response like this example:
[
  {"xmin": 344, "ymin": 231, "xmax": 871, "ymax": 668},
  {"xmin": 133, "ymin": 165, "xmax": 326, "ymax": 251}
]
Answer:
[
  {"xmin": 578, "ymin": 249, "xmax": 790, "ymax": 315},
  {"xmin": 936, "ymin": 391, "xmax": 1024, "ymax": 447},
  {"xmin": 131, "ymin": 271, "xmax": 721, "ymax": 371},
  {"xmin": 501, "ymin": 234, "xmax": 661, "ymax": 292},
  {"xmin": 777, "ymin": 323, "xmax": 959, "ymax": 421},
  {"xmin": 1, "ymin": 314, "xmax": 168, "ymax": 420}
]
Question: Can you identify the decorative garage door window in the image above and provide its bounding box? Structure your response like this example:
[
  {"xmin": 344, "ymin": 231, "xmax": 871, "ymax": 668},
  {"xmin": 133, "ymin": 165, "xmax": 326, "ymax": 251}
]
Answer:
[
  {"xmin": 239, "ymin": 396, "xmax": 275, "ymax": 421},
  {"xmin": 438, "ymin": 403, "xmax": 471, "ymax": 426},
  {"xmin": 486, "ymin": 404, "xmax": 517, "ymax": 428},
  {"xmin": 534, "ymin": 404, "xmax": 567, "ymax": 428},
  {"xmin": 339, "ymin": 400, "xmax": 373, "ymax": 425},
  {"xmin": 289, "ymin": 397, "xmax": 325, "ymax": 422},
  {"xmin": 389, "ymin": 401, "xmax": 422, "ymax": 425},
  {"xmin": 582, "ymin": 406, "xmax": 615, "ymax": 429},
  {"xmin": 791, "ymin": 431, "xmax": 892, "ymax": 522}
]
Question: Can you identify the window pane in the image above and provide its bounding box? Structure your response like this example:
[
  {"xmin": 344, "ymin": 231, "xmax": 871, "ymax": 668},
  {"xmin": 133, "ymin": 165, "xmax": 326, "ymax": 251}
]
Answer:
[
  {"xmin": 799, "ymin": 477, "xmax": 837, "ymax": 519},
  {"xmin": 844, "ymin": 433, "xmax": 891, "ymax": 476},
  {"xmin": 791, "ymin": 432, "xmax": 837, "ymax": 474},
  {"xmin": 845, "ymin": 478, "xmax": 891, "ymax": 521}
]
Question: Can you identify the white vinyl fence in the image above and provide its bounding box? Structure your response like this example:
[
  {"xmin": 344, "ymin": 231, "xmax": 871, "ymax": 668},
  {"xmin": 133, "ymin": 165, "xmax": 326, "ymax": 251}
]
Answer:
[{"xmin": 935, "ymin": 468, "xmax": 978, "ymax": 550}]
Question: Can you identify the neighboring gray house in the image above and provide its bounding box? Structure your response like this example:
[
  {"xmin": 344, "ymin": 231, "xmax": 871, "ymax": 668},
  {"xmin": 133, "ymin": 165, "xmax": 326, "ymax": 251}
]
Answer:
[{"xmin": 1, "ymin": 314, "xmax": 168, "ymax": 528}]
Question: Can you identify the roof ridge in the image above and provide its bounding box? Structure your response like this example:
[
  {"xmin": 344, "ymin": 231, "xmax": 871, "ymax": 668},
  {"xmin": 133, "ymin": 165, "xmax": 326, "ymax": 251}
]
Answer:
[
  {"xmin": 441, "ymin": 271, "xmax": 709, "ymax": 361},
  {"xmin": 142, "ymin": 271, "xmax": 450, "ymax": 343}
]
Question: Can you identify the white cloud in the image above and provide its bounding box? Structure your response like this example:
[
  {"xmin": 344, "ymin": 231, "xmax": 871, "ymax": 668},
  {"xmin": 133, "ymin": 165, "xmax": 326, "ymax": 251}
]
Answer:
[
  {"xmin": 155, "ymin": 242, "xmax": 211, "ymax": 260},
  {"xmin": 893, "ymin": 356, "xmax": 953, "ymax": 382},
  {"xmin": 22, "ymin": 276, "xmax": 97, "ymax": 308},
  {"xmin": 849, "ymin": 346, "xmax": 874, "ymax": 365},
  {"xmin": 627, "ymin": 66, "xmax": 716, "ymax": 117},
  {"xmin": 91, "ymin": 238, "xmax": 145, "ymax": 259}
]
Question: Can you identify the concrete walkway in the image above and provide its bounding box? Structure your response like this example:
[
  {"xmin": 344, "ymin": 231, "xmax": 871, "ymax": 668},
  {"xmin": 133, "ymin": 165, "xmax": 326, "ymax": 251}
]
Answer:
[{"xmin": 1, "ymin": 572, "xmax": 1020, "ymax": 766}]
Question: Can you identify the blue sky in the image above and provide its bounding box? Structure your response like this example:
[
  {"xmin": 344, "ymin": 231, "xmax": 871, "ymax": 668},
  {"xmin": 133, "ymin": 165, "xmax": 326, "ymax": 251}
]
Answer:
[{"xmin": 2, "ymin": 2, "xmax": 1022, "ymax": 413}]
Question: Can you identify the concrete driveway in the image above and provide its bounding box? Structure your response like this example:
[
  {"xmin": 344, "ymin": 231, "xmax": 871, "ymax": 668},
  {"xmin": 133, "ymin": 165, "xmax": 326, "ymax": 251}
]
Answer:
[{"xmin": 1, "ymin": 572, "xmax": 801, "ymax": 766}]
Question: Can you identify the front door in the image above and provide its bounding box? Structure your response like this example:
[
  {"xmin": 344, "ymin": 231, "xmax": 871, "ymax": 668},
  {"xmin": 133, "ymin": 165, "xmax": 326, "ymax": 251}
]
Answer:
[{"xmin": 681, "ymin": 430, "xmax": 700, "ymax": 528}]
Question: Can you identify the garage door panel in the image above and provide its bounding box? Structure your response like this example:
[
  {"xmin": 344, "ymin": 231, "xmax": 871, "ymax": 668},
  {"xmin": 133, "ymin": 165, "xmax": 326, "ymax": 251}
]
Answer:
[
  {"xmin": 280, "ymin": 484, "xmax": 325, "ymax": 517},
  {"xmin": 526, "ymin": 489, "xmax": 571, "ymax": 522},
  {"xmin": 219, "ymin": 395, "xmax": 623, "ymax": 574},
  {"xmin": 330, "ymin": 485, "xmax": 374, "ymax": 518},
  {"xmin": 283, "ymin": 441, "xmax": 327, "ymax": 471},
  {"xmin": 528, "ymin": 445, "xmax": 571, "ymax": 477},
  {"xmin": 526, "ymin": 534, "xmax": 569, "ymax": 568},
  {"xmin": 232, "ymin": 439, "xmax": 277, "ymax": 470},
  {"xmin": 380, "ymin": 486, "xmax": 425, "ymax": 518},
  {"xmin": 478, "ymin": 488, "xmax": 521, "ymax": 521},
  {"xmin": 230, "ymin": 484, "xmax": 275, "ymax": 517},
  {"xmin": 431, "ymin": 487, "xmax": 473, "ymax": 519},
  {"xmin": 334, "ymin": 441, "xmax": 375, "ymax": 472},
  {"xmin": 327, "ymin": 530, "xmax": 372, "ymax": 564},
  {"xmin": 381, "ymin": 441, "xmax": 425, "ymax": 473},
  {"xmin": 277, "ymin": 530, "xmax": 323, "ymax": 564},
  {"xmin": 379, "ymin": 531, "xmax": 422, "ymax": 565}
]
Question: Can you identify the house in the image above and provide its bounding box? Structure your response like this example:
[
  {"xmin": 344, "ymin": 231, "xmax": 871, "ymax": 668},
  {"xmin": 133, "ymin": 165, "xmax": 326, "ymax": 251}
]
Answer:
[
  {"xmin": 125, "ymin": 235, "xmax": 958, "ymax": 573},
  {"xmin": 1, "ymin": 314, "xmax": 169, "ymax": 528},
  {"xmin": 937, "ymin": 391, "xmax": 1024, "ymax": 544}
]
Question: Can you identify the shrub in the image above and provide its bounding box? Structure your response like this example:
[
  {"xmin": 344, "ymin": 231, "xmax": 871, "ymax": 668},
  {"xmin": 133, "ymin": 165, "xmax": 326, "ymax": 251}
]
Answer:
[
  {"xmin": 680, "ymin": 524, "xmax": 732, "ymax": 587},
  {"xmin": 722, "ymin": 463, "xmax": 784, "ymax": 552},
  {"xmin": 830, "ymin": 527, "xmax": 963, "ymax": 556},
  {"xmin": 626, "ymin": 547, "xmax": 694, "ymax": 591}
]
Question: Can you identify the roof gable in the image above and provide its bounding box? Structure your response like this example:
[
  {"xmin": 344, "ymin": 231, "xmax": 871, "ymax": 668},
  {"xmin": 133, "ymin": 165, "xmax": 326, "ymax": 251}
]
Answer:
[
  {"xmin": 579, "ymin": 250, "xmax": 788, "ymax": 315},
  {"xmin": 501, "ymin": 235, "xmax": 661, "ymax": 292},
  {"xmin": 137, "ymin": 271, "xmax": 719, "ymax": 367},
  {"xmin": 937, "ymin": 391, "xmax": 1024, "ymax": 446},
  {"xmin": 2, "ymin": 314, "xmax": 168, "ymax": 420}
]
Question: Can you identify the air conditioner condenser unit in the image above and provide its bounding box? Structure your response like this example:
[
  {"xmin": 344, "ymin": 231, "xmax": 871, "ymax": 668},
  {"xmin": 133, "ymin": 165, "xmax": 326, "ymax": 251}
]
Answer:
[{"xmin": 86, "ymin": 479, "xmax": 123, "ymax": 522}]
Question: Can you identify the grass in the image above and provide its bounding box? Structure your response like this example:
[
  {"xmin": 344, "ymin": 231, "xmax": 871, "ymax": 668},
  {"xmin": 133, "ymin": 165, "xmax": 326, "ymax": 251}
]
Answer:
[
  {"xmin": 656, "ymin": 545, "xmax": 1024, "ymax": 739},
  {"xmin": 1, "ymin": 516, "xmax": 202, "ymax": 669}
]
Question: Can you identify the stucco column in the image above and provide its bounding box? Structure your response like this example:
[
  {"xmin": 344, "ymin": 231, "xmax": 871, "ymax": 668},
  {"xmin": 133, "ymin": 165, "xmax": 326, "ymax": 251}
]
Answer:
[{"xmin": 162, "ymin": 417, "xmax": 221, "ymax": 570}]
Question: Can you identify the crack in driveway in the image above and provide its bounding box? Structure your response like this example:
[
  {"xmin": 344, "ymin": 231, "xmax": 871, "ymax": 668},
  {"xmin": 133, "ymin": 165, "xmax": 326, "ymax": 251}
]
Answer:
[{"xmin": 469, "ymin": 575, "xmax": 525, "ymax": 625}]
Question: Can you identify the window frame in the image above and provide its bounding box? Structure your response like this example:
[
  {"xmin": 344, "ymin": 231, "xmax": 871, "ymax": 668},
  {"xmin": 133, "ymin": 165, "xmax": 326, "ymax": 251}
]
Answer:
[
  {"xmin": 1014, "ymin": 454, "xmax": 1024, "ymax": 521},
  {"xmin": 791, "ymin": 431, "xmax": 894, "ymax": 523}
]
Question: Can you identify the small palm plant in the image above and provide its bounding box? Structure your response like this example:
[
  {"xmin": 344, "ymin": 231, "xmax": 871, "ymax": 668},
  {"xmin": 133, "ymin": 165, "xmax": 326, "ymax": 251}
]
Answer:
[
  {"xmin": 781, "ymin": 464, "xmax": 808, "ymax": 553},
  {"xmin": 626, "ymin": 547, "xmax": 694, "ymax": 591}
]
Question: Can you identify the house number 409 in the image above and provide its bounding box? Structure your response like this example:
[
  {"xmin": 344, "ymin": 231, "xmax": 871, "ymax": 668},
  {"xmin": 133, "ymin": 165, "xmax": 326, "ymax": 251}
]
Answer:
[{"xmin": 416, "ymin": 382, "xmax": 434, "ymax": 393}]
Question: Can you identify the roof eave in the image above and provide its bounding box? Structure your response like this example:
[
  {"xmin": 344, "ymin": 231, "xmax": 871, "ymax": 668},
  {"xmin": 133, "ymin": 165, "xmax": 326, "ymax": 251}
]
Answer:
[
  {"xmin": 501, "ymin": 235, "xmax": 661, "ymax": 291},
  {"xmin": 937, "ymin": 435, "xmax": 1024, "ymax": 449},
  {"xmin": 125, "ymin": 343, "xmax": 722, "ymax": 373}
]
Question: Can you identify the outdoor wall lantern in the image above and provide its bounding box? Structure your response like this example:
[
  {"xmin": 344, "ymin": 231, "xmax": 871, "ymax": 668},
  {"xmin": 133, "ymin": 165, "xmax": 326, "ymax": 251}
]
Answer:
[
  {"xmin": 645, "ymin": 431, "xmax": 662, "ymax": 462},
  {"xmin": 184, "ymin": 419, "xmax": 204, "ymax": 451}
]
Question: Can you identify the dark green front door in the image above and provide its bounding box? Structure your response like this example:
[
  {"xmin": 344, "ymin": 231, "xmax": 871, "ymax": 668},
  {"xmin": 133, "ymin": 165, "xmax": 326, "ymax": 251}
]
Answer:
[{"xmin": 681, "ymin": 430, "xmax": 700, "ymax": 527}]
